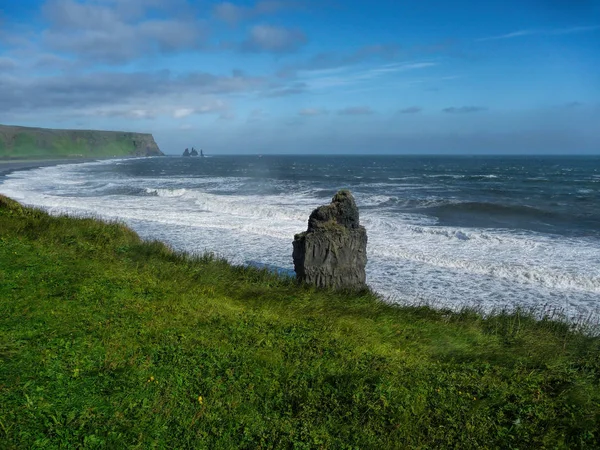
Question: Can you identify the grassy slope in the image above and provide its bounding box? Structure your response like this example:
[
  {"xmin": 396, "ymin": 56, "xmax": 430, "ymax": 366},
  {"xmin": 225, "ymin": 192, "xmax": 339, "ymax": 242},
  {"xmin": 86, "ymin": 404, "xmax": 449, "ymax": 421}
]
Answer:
[
  {"xmin": 0, "ymin": 195, "xmax": 599, "ymax": 449},
  {"xmin": 0, "ymin": 125, "xmax": 162, "ymax": 160}
]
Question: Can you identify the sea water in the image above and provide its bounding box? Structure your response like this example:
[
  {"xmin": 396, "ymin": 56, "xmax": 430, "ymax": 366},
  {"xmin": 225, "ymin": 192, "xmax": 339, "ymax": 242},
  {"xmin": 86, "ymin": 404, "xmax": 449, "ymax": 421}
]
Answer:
[{"xmin": 1, "ymin": 155, "xmax": 599, "ymax": 321}]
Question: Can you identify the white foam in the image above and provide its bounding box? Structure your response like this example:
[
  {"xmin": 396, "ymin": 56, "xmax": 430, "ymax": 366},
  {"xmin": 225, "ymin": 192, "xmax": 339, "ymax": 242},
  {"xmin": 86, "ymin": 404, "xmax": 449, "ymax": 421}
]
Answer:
[
  {"xmin": 2, "ymin": 160, "xmax": 599, "ymax": 322},
  {"xmin": 146, "ymin": 188, "xmax": 187, "ymax": 197},
  {"xmin": 425, "ymin": 174, "xmax": 465, "ymax": 179},
  {"xmin": 356, "ymin": 194, "xmax": 394, "ymax": 206}
]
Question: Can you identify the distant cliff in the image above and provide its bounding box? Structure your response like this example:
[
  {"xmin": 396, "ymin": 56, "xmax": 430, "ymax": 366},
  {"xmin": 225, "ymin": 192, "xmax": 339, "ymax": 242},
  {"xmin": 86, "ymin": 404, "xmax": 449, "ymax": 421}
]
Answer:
[{"xmin": 0, "ymin": 124, "xmax": 163, "ymax": 160}]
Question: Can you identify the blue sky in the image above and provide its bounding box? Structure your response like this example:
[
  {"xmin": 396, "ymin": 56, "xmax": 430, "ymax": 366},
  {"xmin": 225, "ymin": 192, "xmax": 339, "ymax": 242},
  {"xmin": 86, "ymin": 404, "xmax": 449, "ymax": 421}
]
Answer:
[{"xmin": 0, "ymin": 0, "xmax": 599, "ymax": 154}]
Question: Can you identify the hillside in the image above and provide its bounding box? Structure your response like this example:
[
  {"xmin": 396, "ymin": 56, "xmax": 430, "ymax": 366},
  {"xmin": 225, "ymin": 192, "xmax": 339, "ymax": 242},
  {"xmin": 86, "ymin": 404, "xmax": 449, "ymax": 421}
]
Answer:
[
  {"xmin": 1, "ymin": 194, "xmax": 599, "ymax": 448},
  {"xmin": 0, "ymin": 124, "xmax": 163, "ymax": 160}
]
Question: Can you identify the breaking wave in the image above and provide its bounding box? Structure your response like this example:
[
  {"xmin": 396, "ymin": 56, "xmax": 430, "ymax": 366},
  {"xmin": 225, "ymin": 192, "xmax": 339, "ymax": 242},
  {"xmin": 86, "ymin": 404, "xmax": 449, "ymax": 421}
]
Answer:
[{"xmin": 1, "ymin": 155, "xmax": 599, "ymax": 322}]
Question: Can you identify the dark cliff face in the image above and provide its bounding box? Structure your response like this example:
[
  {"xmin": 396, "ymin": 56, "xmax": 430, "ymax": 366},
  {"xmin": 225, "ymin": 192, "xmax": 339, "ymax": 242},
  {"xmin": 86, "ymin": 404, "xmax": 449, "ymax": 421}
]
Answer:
[
  {"xmin": 128, "ymin": 134, "xmax": 163, "ymax": 157},
  {"xmin": 0, "ymin": 124, "xmax": 164, "ymax": 159}
]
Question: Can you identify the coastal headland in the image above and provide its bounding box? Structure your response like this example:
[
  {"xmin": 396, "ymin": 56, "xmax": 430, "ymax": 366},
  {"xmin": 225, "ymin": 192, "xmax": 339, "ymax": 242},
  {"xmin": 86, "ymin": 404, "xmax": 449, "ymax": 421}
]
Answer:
[{"xmin": 0, "ymin": 123, "xmax": 163, "ymax": 162}]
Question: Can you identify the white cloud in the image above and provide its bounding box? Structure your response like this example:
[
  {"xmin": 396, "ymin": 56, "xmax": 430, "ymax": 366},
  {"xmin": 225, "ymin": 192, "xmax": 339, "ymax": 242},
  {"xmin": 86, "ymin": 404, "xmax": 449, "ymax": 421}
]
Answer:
[
  {"xmin": 338, "ymin": 106, "xmax": 374, "ymax": 115},
  {"xmin": 213, "ymin": 2, "xmax": 245, "ymax": 24},
  {"xmin": 301, "ymin": 61, "xmax": 437, "ymax": 90},
  {"xmin": 93, "ymin": 107, "xmax": 157, "ymax": 119},
  {"xmin": 173, "ymin": 108, "xmax": 195, "ymax": 118},
  {"xmin": 299, "ymin": 108, "xmax": 328, "ymax": 116},
  {"xmin": 442, "ymin": 106, "xmax": 487, "ymax": 114},
  {"xmin": 197, "ymin": 99, "xmax": 228, "ymax": 113},
  {"xmin": 477, "ymin": 25, "xmax": 600, "ymax": 41},
  {"xmin": 0, "ymin": 57, "xmax": 18, "ymax": 70},
  {"xmin": 278, "ymin": 43, "xmax": 402, "ymax": 77},
  {"xmin": 218, "ymin": 111, "xmax": 236, "ymax": 121},
  {"xmin": 0, "ymin": 69, "xmax": 259, "ymax": 115},
  {"xmin": 129, "ymin": 109, "xmax": 154, "ymax": 119},
  {"xmin": 241, "ymin": 25, "xmax": 307, "ymax": 53},
  {"xmin": 247, "ymin": 108, "xmax": 268, "ymax": 122},
  {"xmin": 38, "ymin": 0, "xmax": 207, "ymax": 63},
  {"xmin": 213, "ymin": 1, "xmax": 297, "ymax": 24}
]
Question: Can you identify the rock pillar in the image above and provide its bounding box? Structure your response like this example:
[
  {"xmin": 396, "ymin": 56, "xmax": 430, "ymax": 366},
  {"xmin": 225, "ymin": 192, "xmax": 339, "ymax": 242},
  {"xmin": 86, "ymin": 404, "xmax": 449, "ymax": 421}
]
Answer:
[{"xmin": 292, "ymin": 190, "xmax": 367, "ymax": 290}]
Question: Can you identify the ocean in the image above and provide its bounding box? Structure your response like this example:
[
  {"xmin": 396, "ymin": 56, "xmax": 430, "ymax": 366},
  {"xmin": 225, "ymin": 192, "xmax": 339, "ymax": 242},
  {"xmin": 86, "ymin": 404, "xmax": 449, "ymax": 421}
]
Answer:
[{"xmin": 1, "ymin": 155, "xmax": 599, "ymax": 321}]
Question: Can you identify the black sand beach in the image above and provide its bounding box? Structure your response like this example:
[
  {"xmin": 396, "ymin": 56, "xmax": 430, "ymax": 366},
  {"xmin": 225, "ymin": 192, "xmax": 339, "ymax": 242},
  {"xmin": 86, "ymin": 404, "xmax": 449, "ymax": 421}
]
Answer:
[
  {"xmin": 0, "ymin": 159, "xmax": 86, "ymax": 177},
  {"xmin": 0, "ymin": 158, "xmax": 126, "ymax": 177}
]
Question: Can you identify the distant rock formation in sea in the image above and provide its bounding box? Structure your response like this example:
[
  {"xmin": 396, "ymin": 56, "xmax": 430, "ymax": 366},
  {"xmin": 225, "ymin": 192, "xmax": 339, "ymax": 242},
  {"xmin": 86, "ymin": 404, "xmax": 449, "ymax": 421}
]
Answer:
[
  {"xmin": 183, "ymin": 148, "xmax": 190, "ymax": 157},
  {"xmin": 293, "ymin": 189, "xmax": 367, "ymax": 290},
  {"xmin": 190, "ymin": 148, "xmax": 198, "ymax": 156}
]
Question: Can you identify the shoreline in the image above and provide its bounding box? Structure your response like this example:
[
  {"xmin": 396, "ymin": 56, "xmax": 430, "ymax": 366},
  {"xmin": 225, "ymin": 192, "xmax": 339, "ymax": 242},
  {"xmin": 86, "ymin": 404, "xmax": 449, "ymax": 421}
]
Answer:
[
  {"xmin": 0, "ymin": 159, "xmax": 94, "ymax": 177},
  {"xmin": 0, "ymin": 156, "xmax": 150, "ymax": 177},
  {"xmin": 3, "ymin": 187, "xmax": 597, "ymax": 330},
  {"xmin": 2, "ymin": 156, "xmax": 598, "ymax": 329}
]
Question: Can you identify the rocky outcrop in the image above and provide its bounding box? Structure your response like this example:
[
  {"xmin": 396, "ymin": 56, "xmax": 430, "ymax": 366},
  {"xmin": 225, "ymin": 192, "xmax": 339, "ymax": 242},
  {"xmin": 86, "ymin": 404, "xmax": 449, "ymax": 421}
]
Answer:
[
  {"xmin": 292, "ymin": 190, "xmax": 367, "ymax": 290},
  {"xmin": 183, "ymin": 148, "xmax": 190, "ymax": 157}
]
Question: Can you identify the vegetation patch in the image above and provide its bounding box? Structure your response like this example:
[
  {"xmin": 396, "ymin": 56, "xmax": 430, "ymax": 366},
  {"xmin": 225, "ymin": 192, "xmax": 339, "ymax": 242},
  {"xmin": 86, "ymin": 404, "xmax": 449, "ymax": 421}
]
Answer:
[
  {"xmin": 1, "ymin": 195, "xmax": 599, "ymax": 449},
  {"xmin": 0, "ymin": 124, "xmax": 162, "ymax": 160}
]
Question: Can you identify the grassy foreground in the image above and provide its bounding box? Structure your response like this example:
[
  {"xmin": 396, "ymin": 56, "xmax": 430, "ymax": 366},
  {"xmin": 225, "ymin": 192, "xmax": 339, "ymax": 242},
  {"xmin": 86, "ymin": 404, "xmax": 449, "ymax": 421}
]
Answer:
[{"xmin": 1, "ymin": 195, "xmax": 599, "ymax": 449}]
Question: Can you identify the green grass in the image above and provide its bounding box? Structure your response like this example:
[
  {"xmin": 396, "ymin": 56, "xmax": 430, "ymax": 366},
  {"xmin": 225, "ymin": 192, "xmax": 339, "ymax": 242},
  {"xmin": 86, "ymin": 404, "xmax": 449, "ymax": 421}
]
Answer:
[
  {"xmin": 1, "ymin": 195, "xmax": 599, "ymax": 449},
  {"xmin": 0, "ymin": 124, "xmax": 162, "ymax": 160}
]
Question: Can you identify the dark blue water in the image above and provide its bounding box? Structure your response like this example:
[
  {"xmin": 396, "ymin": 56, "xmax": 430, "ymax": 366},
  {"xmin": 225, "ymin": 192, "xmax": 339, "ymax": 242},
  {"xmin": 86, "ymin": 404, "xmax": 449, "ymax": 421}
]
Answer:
[{"xmin": 92, "ymin": 155, "xmax": 600, "ymax": 237}]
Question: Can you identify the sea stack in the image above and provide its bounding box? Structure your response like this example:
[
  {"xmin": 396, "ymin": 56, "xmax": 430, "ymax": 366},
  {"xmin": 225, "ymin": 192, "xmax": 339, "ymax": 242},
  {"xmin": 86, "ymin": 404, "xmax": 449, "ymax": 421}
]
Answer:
[{"xmin": 292, "ymin": 190, "xmax": 367, "ymax": 290}]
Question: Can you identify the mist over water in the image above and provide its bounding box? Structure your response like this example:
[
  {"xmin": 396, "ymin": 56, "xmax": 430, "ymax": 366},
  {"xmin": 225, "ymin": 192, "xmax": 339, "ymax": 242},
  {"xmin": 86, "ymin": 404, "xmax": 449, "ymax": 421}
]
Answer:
[{"xmin": 2, "ymin": 155, "xmax": 599, "ymax": 322}]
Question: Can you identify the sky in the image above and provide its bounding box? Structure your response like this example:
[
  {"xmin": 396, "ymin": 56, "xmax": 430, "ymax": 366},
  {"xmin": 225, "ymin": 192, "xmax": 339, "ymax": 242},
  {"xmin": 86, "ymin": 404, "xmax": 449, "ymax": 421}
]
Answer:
[{"xmin": 0, "ymin": 0, "xmax": 599, "ymax": 154}]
